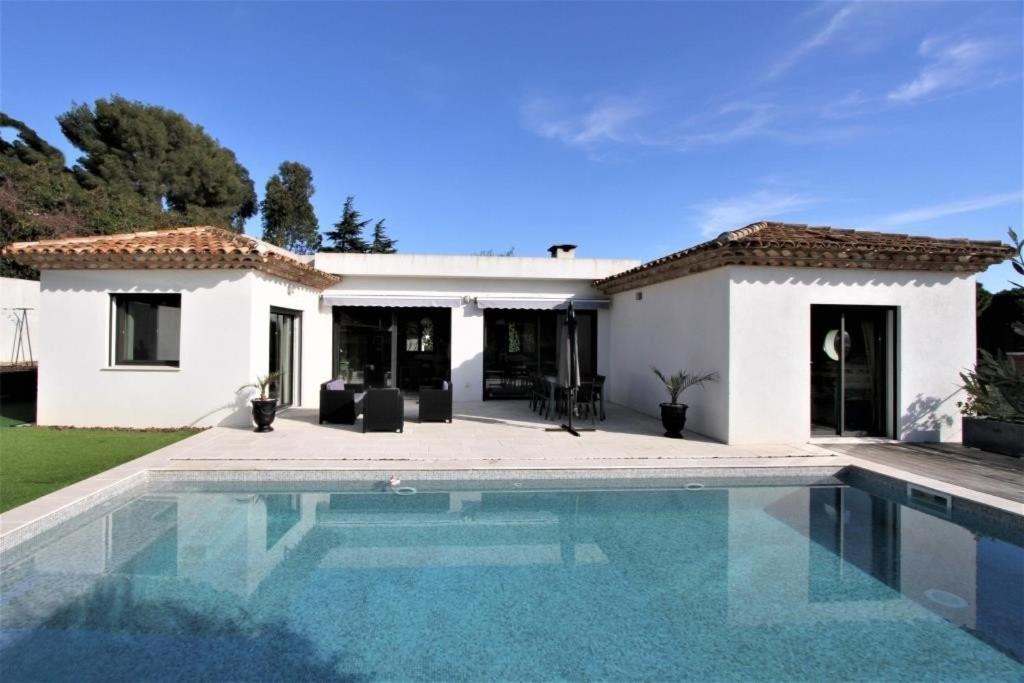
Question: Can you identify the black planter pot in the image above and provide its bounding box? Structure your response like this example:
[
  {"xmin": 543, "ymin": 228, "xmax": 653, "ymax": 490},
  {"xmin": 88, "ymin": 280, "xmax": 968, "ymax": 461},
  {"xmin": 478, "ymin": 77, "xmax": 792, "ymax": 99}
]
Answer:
[
  {"xmin": 251, "ymin": 398, "xmax": 278, "ymax": 433},
  {"xmin": 963, "ymin": 416, "xmax": 1024, "ymax": 457},
  {"xmin": 660, "ymin": 402, "xmax": 688, "ymax": 439}
]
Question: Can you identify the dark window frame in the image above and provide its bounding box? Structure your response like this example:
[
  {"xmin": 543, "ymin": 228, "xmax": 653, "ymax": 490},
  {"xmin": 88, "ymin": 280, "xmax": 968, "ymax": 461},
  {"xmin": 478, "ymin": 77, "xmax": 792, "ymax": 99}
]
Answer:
[
  {"xmin": 110, "ymin": 293, "xmax": 182, "ymax": 367},
  {"xmin": 270, "ymin": 306, "xmax": 302, "ymax": 407}
]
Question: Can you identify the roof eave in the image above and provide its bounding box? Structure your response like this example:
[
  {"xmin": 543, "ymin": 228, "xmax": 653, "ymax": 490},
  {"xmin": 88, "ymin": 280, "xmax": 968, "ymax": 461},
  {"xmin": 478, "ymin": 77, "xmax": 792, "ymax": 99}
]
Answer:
[
  {"xmin": 3, "ymin": 250, "xmax": 341, "ymax": 290},
  {"xmin": 596, "ymin": 248, "xmax": 1014, "ymax": 294}
]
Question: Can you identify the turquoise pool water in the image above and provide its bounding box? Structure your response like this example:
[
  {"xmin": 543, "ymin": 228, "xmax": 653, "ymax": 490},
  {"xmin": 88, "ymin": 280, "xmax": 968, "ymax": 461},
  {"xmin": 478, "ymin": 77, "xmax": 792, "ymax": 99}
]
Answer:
[{"xmin": 1, "ymin": 472, "xmax": 1021, "ymax": 681}]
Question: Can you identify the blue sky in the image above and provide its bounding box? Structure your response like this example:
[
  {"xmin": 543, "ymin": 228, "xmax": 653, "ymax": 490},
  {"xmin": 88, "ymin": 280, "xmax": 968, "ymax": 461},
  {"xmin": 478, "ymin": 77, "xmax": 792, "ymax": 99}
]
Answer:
[{"xmin": 2, "ymin": 1, "xmax": 1022, "ymax": 289}]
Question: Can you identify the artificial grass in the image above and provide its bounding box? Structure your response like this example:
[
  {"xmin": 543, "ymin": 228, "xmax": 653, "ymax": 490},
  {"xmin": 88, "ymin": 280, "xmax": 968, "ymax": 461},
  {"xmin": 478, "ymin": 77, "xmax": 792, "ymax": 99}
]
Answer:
[{"xmin": 0, "ymin": 427, "xmax": 198, "ymax": 513}]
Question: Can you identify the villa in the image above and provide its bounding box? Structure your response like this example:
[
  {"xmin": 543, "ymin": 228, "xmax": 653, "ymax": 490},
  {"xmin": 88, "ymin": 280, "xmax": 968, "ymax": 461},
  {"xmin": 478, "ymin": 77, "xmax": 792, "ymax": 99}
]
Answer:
[{"xmin": 2, "ymin": 221, "xmax": 1012, "ymax": 443}]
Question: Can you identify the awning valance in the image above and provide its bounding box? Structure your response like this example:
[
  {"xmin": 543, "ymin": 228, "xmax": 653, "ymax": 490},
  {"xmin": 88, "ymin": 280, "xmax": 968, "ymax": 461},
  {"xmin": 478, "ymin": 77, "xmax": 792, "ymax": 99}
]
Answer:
[
  {"xmin": 322, "ymin": 294, "xmax": 462, "ymax": 308},
  {"xmin": 474, "ymin": 297, "xmax": 610, "ymax": 310}
]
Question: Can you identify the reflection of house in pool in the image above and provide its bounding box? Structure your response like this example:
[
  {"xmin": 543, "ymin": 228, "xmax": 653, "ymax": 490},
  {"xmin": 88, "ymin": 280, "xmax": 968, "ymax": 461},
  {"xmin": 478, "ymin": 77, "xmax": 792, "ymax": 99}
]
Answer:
[{"xmin": 760, "ymin": 484, "xmax": 1024, "ymax": 661}]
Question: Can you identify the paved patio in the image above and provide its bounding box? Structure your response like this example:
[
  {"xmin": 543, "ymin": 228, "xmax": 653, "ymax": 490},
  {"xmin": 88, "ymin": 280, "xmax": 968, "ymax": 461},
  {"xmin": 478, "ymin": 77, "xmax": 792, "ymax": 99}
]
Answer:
[{"xmin": 158, "ymin": 399, "xmax": 836, "ymax": 470}]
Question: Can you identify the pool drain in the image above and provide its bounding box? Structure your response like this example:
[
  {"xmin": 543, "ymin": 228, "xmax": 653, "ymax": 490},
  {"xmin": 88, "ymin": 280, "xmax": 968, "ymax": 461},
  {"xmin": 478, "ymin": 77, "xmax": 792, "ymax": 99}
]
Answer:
[{"xmin": 684, "ymin": 483, "xmax": 705, "ymax": 491}]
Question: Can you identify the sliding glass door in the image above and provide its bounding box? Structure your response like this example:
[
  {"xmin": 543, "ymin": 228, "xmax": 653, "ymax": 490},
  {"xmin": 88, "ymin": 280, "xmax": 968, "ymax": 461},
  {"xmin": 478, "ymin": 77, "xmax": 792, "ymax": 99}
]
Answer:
[
  {"xmin": 482, "ymin": 309, "xmax": 597, "ymax": 399},
  {"xmin": 331, "ymin": 307, "xmax": 451, "ymax": 391},
  {"xmin": 333, "ymin": 308, "xmax": 393, "ymax": 387},
  {"xmin": 810, "ymin": 305, "xmax": 895, "ymax": 437},
  {"xmin": 269, "ymin": 309, "xmax": 298, "ymax": 406}
]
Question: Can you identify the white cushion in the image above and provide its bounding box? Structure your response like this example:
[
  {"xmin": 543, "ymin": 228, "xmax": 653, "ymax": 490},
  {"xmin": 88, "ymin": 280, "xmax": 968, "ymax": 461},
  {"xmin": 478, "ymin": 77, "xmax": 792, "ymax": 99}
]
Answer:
[{"xmin": 326, "ymin": 379, "xmax": 346, "ymax": 391}]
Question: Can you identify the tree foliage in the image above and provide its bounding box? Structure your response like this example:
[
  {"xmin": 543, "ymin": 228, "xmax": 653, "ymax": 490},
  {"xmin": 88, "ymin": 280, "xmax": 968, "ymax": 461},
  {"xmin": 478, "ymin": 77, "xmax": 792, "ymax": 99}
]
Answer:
[
  {"xmin": 57, "ymin": 97, "xmax": 257, "ymax": 230},
  {"xmin": 323, "ymin": 196, "xmax": 371, "ymax": 253},
  {"xmin": 369, "ymin": 219, "xmax": 397, "ymax": 254},
  {"xmin": 0, "ymin": 113, "xmax": 162, "ymax": 277},
  {"xmin": 1008, "ymin": 227, "xmax": 1024, "ymax": 337},
  {"xmin": 260, "ymin": 161, "xmax": 320, "ymax": 254},
  {"xmin": 1, "ymin": 99, "xmax": 261, "ymax": 277},
  {"xmin": 474, "ymin": 247, "xmax": 516, "ymax": 256}
]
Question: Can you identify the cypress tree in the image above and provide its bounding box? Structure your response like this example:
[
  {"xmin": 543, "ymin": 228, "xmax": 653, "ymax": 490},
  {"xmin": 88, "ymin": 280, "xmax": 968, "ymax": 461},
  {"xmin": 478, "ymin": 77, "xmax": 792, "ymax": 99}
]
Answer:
[
  {"xmin": 323, "ymin": 196, "xmax": 370, "ymax": 253},
  {"xmin": 260, "ymin": 161, "xmax": 321, "ymax": 254},
  {"xmin": 369, "ymin": 219, "xmax": 398, "ymax": 254}
]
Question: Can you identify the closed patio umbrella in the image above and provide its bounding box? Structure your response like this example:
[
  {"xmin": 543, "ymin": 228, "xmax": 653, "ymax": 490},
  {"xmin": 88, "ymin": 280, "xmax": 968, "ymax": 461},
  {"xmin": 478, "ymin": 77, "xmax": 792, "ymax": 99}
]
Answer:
[{"xmin": 547, "ymin": 301, "xmax": 592, "ymax": 437}]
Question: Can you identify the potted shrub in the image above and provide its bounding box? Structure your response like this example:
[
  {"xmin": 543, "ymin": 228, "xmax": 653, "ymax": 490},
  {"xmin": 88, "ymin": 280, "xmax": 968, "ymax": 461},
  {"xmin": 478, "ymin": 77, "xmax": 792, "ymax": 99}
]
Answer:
[
  {"xmin": 959, "ymin": 349, "xmax": 1024, "ymax": 457},
  {"xmin": 651, "ymin": 367, "xmax": 719, "ymax": 438},
  {"xmin": 238, "ymin": 373, "xmax": 280, "ymax": 433},
  {"xmin": 958, "ymin": 227, "xmax": 1024, "ymax": 456}
]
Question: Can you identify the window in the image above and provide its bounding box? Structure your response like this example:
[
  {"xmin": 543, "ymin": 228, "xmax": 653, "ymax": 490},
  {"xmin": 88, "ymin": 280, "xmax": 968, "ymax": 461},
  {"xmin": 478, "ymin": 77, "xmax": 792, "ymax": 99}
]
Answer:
[
  {"xmin": 112, "ymin": 294, "xmax": 181, "ymax": 366},
  {"xmin": 404, "ymin": 316, "xmax": 436, "ymax": 352}
]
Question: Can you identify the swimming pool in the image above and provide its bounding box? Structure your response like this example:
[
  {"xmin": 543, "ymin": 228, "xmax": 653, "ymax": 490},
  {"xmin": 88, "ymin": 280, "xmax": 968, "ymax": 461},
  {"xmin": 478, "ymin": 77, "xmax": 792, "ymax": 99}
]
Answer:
[{"xmin": 1, "ymin": 468, "xmax": 1021, "ymax": 681}]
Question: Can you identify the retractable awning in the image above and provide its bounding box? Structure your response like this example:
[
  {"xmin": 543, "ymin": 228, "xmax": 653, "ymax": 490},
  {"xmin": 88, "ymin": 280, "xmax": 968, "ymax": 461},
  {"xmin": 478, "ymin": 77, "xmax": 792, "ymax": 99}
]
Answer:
[
  {"xmin": 321, "ymin": 294, "xmax": 462, "ymax": 308},
  {"xmin": 474, "ymin": 297, "xmax": 610, "ymax": 310}
]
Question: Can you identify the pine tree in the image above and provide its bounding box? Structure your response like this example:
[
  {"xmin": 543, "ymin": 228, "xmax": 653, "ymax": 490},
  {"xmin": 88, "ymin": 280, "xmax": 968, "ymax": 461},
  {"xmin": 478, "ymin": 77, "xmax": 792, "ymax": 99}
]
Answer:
[
  {"xmin": 57, "ymin": 96, "xmax": 257, "ymax": 230},
  {"xmin": 323, "ymin": 196, "xmax": 370, "ymax": 253},
  {"xmin": 260, "ymin": 161, "xmax": 321, "ymax": 254},
  {"xmin": 369, "ymin": 219, "xmax": 398, "ymax": 254}
]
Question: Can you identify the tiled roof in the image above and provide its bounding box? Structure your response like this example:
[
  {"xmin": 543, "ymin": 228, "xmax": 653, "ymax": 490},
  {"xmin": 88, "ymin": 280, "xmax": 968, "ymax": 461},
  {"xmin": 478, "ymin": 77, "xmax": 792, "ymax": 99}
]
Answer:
[
  {"xmin": 2, "ymin": 226, "xmax": 340, "ymax": 289},
  {"xmin": 595, "ymin": 221, "xmax": 1014, "ymax": 294}
]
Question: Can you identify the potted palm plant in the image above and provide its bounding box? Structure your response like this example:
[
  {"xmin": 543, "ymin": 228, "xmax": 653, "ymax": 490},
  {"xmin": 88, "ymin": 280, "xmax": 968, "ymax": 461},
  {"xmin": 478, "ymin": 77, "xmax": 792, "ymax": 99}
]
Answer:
[
  {"xmin": 652, "ymin": 367, "xmax": 719, "ymax": 438},
  {"xmin": 238, "ymin": 372, "xmax": 281, "ymax": 432}
]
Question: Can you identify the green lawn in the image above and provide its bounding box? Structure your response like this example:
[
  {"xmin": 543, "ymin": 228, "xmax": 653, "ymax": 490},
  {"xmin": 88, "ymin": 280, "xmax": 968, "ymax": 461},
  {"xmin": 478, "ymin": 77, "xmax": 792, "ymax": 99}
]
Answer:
[{"xmin": 0, "ymin": 427, "xmax": 198, "ymax": 513}]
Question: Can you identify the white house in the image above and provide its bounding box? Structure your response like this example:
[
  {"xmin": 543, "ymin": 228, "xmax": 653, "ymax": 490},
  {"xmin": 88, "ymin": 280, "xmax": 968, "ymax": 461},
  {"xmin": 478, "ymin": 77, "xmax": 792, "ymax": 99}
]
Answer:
[{"xmin": 3, "ymin": 222, "xmax": 1010, "ymax": 443}]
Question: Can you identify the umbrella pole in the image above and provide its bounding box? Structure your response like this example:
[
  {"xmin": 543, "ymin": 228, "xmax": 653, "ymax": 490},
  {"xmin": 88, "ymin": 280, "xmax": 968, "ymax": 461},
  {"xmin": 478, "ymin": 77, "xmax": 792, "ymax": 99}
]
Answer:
[{"xmin": 546, "ymin": 386, "xmax": 595, "ymax": 437}]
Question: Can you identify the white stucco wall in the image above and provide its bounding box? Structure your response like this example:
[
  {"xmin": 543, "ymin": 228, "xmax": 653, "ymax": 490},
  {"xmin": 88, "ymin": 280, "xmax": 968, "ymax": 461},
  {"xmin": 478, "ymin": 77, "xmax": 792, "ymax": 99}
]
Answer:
[
  {"xmin": 605, "ymin": 269, "xmax": 731, "ymax": 442},
  {"xmin": 451, "ymin": 304, "xmax": 485, "ymax": 401},
  {"xmin": 604, "ymin": 266, "xmax": 975, "ymax": 444},
  {"xmin": 727, "ymin": 267, "xmax": 975, "ymax": 444},
  {"xmin": 36, "ymin": 269, "xmax": 330, "ymax": 429},
  {"xmin": 0, "ymin": 276, "xmax": 40, "ymax": 364},
  {"xmin": 249, "ymin": 272, "xmax": 328, "ymax": 409},
  {"xmin": 314, "ymin": 252, "xmax": 639, "ymax": 281}
]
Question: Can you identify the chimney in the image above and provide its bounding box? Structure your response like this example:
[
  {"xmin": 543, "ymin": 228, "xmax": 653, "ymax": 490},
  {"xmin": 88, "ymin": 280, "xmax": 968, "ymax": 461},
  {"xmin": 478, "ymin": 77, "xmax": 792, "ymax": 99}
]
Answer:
[{"xmin": 548, "ymin": 244, "xmax": 577, "ymax": 259}]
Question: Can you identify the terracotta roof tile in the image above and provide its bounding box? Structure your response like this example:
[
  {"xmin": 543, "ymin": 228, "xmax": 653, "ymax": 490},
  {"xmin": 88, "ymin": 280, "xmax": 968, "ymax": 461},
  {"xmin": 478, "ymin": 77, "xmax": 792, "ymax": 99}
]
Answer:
[
  {"xmin": 2, "ymin": 226, "xmax": 340, "ymax": 290},
  {"xmin": 595, "ymin": 221, "xmax": 1014, "ymax": 294}
]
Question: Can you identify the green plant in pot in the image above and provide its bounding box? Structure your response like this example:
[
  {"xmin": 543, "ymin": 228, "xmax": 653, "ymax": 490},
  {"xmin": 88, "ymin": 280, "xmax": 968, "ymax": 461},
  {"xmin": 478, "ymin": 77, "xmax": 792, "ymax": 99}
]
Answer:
[
  {"xmin": 652, "ymin": 367, "xmax": 719, "ymax": 438},
  {"xmin": 955, "ymin": 226, "xmax": 1024, "ymax": 457},
  {"xmin": 238, "ymin": 372, "xmax": 281, "ymax": 433}
]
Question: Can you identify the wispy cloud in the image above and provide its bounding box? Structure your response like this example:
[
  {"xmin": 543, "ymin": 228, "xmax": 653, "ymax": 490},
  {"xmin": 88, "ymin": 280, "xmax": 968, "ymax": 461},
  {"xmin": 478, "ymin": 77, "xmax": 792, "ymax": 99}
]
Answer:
[
  {"xmin": 873, "ymin": 191, "xmax": 1022, "ymax": 228},
  {"xmin": 693, "ymin": 189, "xmax": 820, "ymax": 237},
  {"xmin": 678, "ymin": 103, "xmax": 776, "ymax": 148},
  {"xmin": 888, "ymin": 37, "xmax": 998, "ymax": 102},
  {"xmin": 521, "ymin": 97, "xmax": 647, "ymax": 152},
  {"xmin": 768, "ymin": 3, "xmax": 860, "ymax": 79},
  {"xmin": 521, "ymin": 96, "xmax": 863, "ymax": 156}
]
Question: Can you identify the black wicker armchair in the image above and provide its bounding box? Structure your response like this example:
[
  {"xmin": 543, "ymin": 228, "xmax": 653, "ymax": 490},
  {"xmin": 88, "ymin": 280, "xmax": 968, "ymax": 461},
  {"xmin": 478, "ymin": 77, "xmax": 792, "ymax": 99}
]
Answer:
[
  {"xmin": 418, "ymin": 384, "xmax": 453, "ymax": 423},
  {"xmin": 319, "ymin": 381, "xmax": 365, "ymax": 425},
  {"xmin": 363, "ymin": 387, "xmax": 405, "ymax": 433}
]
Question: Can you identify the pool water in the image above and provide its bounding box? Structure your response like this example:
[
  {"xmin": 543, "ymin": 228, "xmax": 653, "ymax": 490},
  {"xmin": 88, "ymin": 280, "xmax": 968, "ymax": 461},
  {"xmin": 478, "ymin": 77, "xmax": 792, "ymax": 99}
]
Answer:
[{"xmin": 1, "ymin": 473, "xmax": 1021, "ymax": 681}]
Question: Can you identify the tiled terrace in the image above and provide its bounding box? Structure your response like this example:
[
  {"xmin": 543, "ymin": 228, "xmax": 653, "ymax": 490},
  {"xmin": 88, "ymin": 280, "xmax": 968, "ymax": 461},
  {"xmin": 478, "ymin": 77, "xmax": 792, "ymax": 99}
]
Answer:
[{"xmin": 158, "ymin": 400, "xmax": 836, "ymax": 470}]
